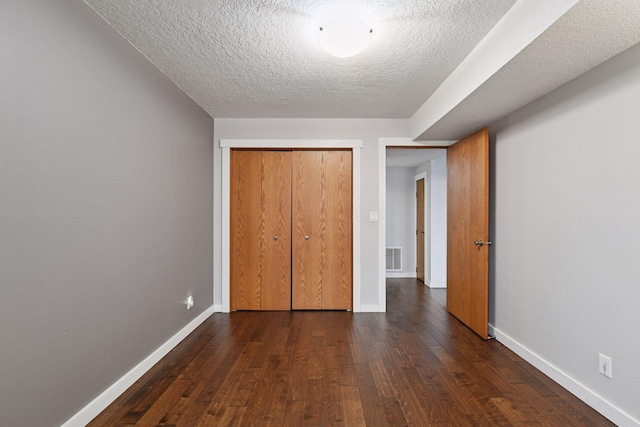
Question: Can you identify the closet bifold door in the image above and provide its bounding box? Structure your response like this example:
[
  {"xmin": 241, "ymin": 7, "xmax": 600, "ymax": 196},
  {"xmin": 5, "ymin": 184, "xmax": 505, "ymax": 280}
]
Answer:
[
  {"xmin": 261, "ymin": 151, "xmax": 292, "ymax": 310},
  {"xmin": 292, "ymin": 150, "xmax": 352, "ymax": 310},
  {"xmin": 230, "ymin": 150, "xmax": 291, "ymax": 310}
]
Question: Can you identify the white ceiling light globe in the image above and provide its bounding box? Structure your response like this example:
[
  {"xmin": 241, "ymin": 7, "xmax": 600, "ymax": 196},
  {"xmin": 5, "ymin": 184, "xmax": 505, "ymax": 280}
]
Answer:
[{"xmin": 318, "ymin": 19, "xmax": 372, "ymax": 58}]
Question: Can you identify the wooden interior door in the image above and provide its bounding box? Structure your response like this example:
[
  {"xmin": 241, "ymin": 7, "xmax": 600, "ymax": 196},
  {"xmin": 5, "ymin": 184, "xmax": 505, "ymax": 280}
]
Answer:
[
  {"xmin": 416, "ymin": 178, "xmax": 425, "ymax": 282},
  {"xmin": 261, "ymin": 151, "xmax": 292, "ymax": 310},
  {"xmin": 447, "ymin": 127, "xmax": 490, "ymax": 339},
  {"xmin": 230, "ymin": 150, "xmax": 291, "ymax": 310},
  {"xmin": 230, "ymin": 150, "xmax": 262, "ymax": 310},
  {"xmin": 292, "ymin": 150, "xmax": 352, "ymax": 310}
]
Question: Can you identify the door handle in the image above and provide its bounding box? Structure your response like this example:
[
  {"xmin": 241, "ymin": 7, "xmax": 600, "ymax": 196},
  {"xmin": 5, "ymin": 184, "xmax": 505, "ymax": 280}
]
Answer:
[
  {"xmin": 274, "ymin": 236, "xmax": 279, "ymax": 241},
  {"xmin": 304, "ymin": 235, "xmax": 310, "ymax": 240},
  {"xmin": 474, "ymin": 240, "xmax": 493, "ymax": 247}
]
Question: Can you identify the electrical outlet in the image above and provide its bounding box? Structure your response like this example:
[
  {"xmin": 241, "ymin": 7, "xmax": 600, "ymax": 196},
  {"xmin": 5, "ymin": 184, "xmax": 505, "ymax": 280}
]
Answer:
[
  {"xmin": 599, "ymin": 353, "xmax": 612, "ymax": 379},
  {"xmin": 186, "ymin": 295, "xmax": 194, "ymax": 310}
]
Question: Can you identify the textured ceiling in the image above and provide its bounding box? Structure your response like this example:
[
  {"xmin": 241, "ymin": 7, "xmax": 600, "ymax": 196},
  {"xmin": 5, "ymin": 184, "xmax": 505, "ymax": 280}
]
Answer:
[
  {"xmin": 82, "ymin": 0, "xmax": 640, "ymax": 140},
  {"xmin": 82, "ymin": 0, "xmax": 516, "ymax": 119}
]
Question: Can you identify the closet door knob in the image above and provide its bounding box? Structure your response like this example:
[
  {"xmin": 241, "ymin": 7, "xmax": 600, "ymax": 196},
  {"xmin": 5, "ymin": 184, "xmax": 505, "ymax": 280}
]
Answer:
[
  {"xmin": 304, "ymin": 235, "xmax": 310, "ymax": 240},
  {"xmin": 274, "ymin": 236, "xmax": 279, "ymax": 241}
]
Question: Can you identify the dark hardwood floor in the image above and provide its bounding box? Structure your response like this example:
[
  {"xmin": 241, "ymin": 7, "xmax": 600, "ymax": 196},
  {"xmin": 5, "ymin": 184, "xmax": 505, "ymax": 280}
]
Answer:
[{"xmin": 89, "ymin": 279, "xmax": 614, "ymax": 426}]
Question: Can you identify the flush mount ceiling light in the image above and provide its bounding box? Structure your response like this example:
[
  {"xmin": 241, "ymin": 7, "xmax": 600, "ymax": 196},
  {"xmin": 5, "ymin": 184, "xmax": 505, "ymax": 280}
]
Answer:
[{"xmin": 318, "ymin": 19, "xmax": 373, "ymax": 58}]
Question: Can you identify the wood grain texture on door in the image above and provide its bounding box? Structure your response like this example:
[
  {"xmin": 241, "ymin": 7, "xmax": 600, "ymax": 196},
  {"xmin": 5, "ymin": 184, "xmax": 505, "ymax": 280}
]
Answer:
[
  {"xmin": 231, "ymin": 150, "xmax": 292, "ymax": 310},
  {"xmin": 292, "ymin": 151, "xmax": 322, "ymax": 309},
  {"xmin": 292, "ymin": 151, "xmax": 352, "ymax": 310},
  {"xmin": 447, "ymin": 128, "xmax": 490, "ymax": 339},
  {"xmin": 416, "ymin": 178, "xmax": 425, "ymax": 283},
  {"xmin": 321, "ymin": 151, "xmax": 352, "ymax": 309},
  {"xmin": 230, "ymin": 150, "xmax": 262, "ymax": 310},
  {"xmin": 261, "ymin": 151, "xmax": 292, "ymax": 310}
]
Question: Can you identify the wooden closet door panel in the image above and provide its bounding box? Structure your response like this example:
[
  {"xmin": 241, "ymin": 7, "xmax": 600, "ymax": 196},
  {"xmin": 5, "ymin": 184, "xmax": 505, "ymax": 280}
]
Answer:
[
  {"xmin": 292, "ymin": 151, "xmax": 323, "ymax": 309},
  {"xmin": 321, "ymin": 150, "xmax": 352, "ymax": 309},
  {"xmin": 261, "ymin": 151, "xmax": 292, "ymax": 310},
  {"xmin": 230, "ymin": 150, "xmax": 262, "ymax": 310},
  {"xmin": 292, "ymin": 151, "xmax": 352, "ymax": 310}
]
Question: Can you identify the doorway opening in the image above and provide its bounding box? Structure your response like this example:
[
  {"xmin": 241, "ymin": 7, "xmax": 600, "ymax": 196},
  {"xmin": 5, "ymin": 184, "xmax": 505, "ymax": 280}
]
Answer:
[{"xmin": 379, "ymin": 140, "xmax": 448, "ymax": 311}]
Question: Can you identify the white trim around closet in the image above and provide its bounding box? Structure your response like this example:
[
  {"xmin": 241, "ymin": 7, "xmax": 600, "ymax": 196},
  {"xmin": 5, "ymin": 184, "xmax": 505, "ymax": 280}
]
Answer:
[{"xmin": 220, "ymin": 139, "xmax": 363, "ymax": 313}]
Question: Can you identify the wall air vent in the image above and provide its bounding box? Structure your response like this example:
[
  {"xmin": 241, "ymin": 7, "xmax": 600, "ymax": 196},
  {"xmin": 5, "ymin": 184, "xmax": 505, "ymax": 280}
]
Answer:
[{"xmin": 385, "ymin": 247, "xmax": 402, "ymax": 271}]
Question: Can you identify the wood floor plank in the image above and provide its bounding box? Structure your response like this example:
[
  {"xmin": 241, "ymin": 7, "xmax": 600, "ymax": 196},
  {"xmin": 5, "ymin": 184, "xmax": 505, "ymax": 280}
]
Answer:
[
  {"xmin": 302, "ymin": 379, "xmax": 323, "ymax": 425},
  {"xmin": 288, "ymin": 363, "xmax": 309, "ymax": 402},
  {"xmin": 354, "ymin": 363, "xmax": 390, "ymax": 426},
  {"xmin": 241, "ymin": 353, "xmax": 282, "ymax": 425},
  {"xmin": 369, "ymin": 359, "xmax": 398, "ymax": 399},
  {"xmin": 490, "ymin": 397, "xmax": 529, "ymax": 425},
  {"xmin": 381, "ymin": 397, "xmax": 409, "ymax": 426},
  {"xmin": 387, "ymin": 370, "xmax": 430, "ymax": 427},
  {"xmin": 340, "ymin": 385, "xmax": 366, "ymax": 427},
  {"xmin": 307, "ymin": 336, "xmax": 325, "ymax": 380},
  {"xmin": 322, "ymin": 369, "xmax": 344, "ymax": 424},
  {"xmin": 402, "ymin": 366, "xmax": 459, "ymax": 425},
  {"xmin": 434, "ymin": 368, "xmax": 488, "ymax": 419},
  {"xmin": 156, "ymin": 379, "xmax": 204, "ymax": 426},
  {"xmin": 335, "ymin": 347, "xmax": 358, "ymax": 387},
  {"xmin": 229, "ymin": 367, "xmax": 260, "ymax": 407},
  {"xmin": 133, "ymin": 378, "xmax": 190, "ymax": 426},
  {"xmin": 261, "ymin": 364, "xmax": 291, "ymax": 427},
  {"xmin": 217, "ymin": 406, "xmax": 247, "ymax": 427},
  {"xmin": 192, "ymin": 341, "xmax": 260, "ymax": 425},
  {"xmin": 89, "ymin": 279, "xmax": 616, "ymax": 427},
  {"xmin": 282, "ymin": 399, "xmax": 306, "ymax": 426}
]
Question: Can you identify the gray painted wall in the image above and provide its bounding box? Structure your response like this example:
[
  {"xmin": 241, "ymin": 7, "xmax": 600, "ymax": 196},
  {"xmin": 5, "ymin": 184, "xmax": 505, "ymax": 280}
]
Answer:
[
  {"xmin": 0, "ymin": 1, "xmax": 213, "ymax": 425},
  {"xmin": 385, "ymin": 168, "xmax": 416, "ymax": 277},
  {"xmin": 428, "ymin": 155, "xmax": 447, "ymax": 287},
  {"xmin": 491, "ymin": 42, "xmax": 640, "ymax": 422},
  {"xmin": 213, "ymin": 119, "xmax": 410, "ymax": 308}
]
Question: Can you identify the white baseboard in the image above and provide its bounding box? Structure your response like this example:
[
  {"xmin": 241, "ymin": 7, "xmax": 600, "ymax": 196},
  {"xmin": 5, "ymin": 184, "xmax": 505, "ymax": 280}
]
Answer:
[
  {"xmin": 426, "ymin": 280, "xmax": 446, "ymax": 288},
  {"xmin": 61, "ymin": 306, "xmax": 216, "ymax": 427},
  {"xmin": 214, "ymin": 304, "xmax": 224, "ymax": 312},
  {"xmin": 359, "ymin": 304, "xmax": 382, "ymax": 312},
  {"xmin": 489, "ymin": 325, "xmax": 640, "ymax": 427},
  {"xmin": 385, "ymin": 272, "xmax": 417, "ymax": 278}
]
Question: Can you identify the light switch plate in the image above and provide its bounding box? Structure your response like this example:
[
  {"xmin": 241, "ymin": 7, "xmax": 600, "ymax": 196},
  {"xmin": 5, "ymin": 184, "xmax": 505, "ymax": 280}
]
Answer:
[{"xmin": 369, "ymin": 211, "xmax": 379, "ymax": 222}]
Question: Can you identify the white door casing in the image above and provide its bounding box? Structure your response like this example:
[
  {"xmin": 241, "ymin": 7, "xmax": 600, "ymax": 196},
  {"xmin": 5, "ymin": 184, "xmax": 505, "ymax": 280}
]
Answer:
[{"xmin": 220, "ymin": 139, "xmax": 362, "ymax": 313}]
